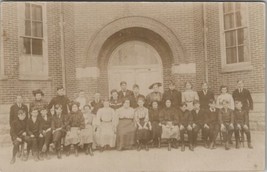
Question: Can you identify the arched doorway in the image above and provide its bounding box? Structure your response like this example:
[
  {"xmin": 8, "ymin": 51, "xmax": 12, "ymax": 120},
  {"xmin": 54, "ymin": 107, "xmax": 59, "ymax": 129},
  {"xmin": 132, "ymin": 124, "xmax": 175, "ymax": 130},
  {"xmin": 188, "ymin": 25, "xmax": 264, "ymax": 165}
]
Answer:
[{"xmin": 108, "ymin": 41, "xmax": 163, "ymax": 96}]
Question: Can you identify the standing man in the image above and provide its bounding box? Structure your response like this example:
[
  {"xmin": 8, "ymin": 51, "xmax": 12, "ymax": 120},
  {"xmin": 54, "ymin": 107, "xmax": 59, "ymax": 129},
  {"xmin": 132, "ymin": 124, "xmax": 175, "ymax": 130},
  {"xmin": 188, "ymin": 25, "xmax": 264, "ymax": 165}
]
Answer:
[
  {"xmin": 48, "ymin": 86, "xmax": 70, "ymax": 116},
  {"xmin": 197, "ymin": 82, "xmax": 215, "ymax": 110},
  {"xmin": 118, "ymin": 81, "xmax": 134, "ymax": 101},
  {"xmin": 131, "ymin": 84, "xmax": 145, "ymax": 108},
  {"xmin": 162, "ymin": 80, "xmax": 181, "ymax": 109},
  {"xmin": 9, "ymin": 95, "xmax": 28, "ymax": 127},
  {"xmin": 232, "ymin": 80, "xmax": 253, "ymax": 113},
  {"xmin": 90, "ymin": 93, "xmax": 104, "ymax": 115},
  {"xmin": 146, "ymin": 82, "xmax": 163, "ymax": 108},
  {"xmin": 29, "ymin": 89, "xmax": 48, "ymax": 114}
]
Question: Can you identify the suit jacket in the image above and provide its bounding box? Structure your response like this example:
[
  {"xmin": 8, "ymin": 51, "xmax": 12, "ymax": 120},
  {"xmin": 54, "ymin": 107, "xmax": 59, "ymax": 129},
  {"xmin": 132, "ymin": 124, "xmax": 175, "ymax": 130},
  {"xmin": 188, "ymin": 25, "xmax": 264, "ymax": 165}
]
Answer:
[
  {"xmin": 218, "ymin": 108, "xmax": 234, "ymax": 125},
  {"xmin": 232, "ymin": 88, "xmax": 253, "ymax": 110},
  {"xmin": 191, "ymin": 109, "xmax": 206, "ymax": 125},
  {"xmin": 51, "ymin": 113, "xmax": 67, "ymax": 130},
  {"xmin": 39, "ymin": 115, "xmax": 52, "ymax": 133},
  {"xmin": 10, "ymin": 119, "xmax": 27, "ymax": 141},
  {"xmin": 177, "ymin": 109, "xmax": 192, "ymax": 127},
  {"xmin": 197, "ymin": 90, "xmax": 215, "ymax": 109},
  {"xmin": 118, "ymin": 90, "xmax": 134, "ymax": 101},
  {"xmin": 9, "ymin": 103, "xmax": 28, "ymax": 127},
  {"xmin": 234, "ymin": 109, "xmax": 249, "ymax": 125},
  {"xmin": 48, "ymin": 95, "xmax": 70, "ymax": 115},
  {"xmin": 205, "ymin": 108, "xmax": 219, "ymax": 125},
  {"xmin": 162, "ymin": 89, "xmax": 182, "ymax": 109},
  {"xmin": 27, "ymin": 118, "xmax": 40, "ymax": 137}
]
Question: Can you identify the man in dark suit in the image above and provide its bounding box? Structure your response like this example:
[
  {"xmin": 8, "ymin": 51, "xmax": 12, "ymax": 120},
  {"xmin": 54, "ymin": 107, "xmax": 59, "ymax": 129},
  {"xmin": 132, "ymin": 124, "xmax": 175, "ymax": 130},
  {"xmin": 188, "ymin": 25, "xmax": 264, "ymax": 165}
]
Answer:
[
  {"xmin": 232, "ymin": 80, "xmax": 253, "ymax": 112},
  {"xmin": 162, "ymin": 81, "xmax": 181, "ymax": 109},
  {"xmin": 10, "ymin": 95, "xmax": 29, "ymax": 127},
  {"xmin": 118, "ymin": 81, "xmax": 134, "ymax": 102},
  {"xmin": 197, "ymin": 82, "xmax": 215, "ymax": 110}
]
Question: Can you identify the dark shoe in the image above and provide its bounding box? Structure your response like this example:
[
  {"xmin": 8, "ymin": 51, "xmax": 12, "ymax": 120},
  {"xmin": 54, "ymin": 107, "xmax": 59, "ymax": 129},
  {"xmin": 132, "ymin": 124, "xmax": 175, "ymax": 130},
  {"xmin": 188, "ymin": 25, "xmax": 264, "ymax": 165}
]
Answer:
[
  {"xmin": 209, "ymin": 142, "xmax": 216, "ymax": 150},
  {"xmin": 75, "ymin": 148, "xmax": 78, "ymax": 157},
  {"xmin": 38, "ymin": 152, "xmax": 44, "ymax": 161},
  {"xmin": 89, "ymin": 148, "xmax": 94, "ymax": 156},
  {"xmin": 168, "ymin": 142, "xmax": 171, "ymax": 151},
  {"xmin": 236, "ymin": 141, "xmax": 240, "ymax": 149},
  {"xmin": 145, "ymin": 144, "xmax": 149, "ymax": 151},
  {"xmin": 204, "ymin": 142, "xmax": 209, "ymax": 149},
  {"xmin": 66, "ymin": 151, "xmax": 70, "ymax": 156},
  {"xmin": 248, "ymin": 142, "xmax": 253, "ymax": 149},
  {"xmin": 181, "ymin": 144, "xmax": 185, "ymax": 152},
  {"xmin": 85, "ymin": 147, "xmax": 89, "ymax": 155},
  {"xmin": 189, "ymin": 144, "xmax": 194, "ymax": 151},
  {"xmin": 225, "ymin": 142, "xmax": 230, "ymax": 150},
  {"xmin": 10, "ymin": 157, "xmax": 16, "ymax": 164},
  {"xmin": 57, "ymin": 151, "xmax": 62, "ymax": 159},
  {"xmin": 137, "ymin": 145, "xmax": 141, "ymax": 151}
]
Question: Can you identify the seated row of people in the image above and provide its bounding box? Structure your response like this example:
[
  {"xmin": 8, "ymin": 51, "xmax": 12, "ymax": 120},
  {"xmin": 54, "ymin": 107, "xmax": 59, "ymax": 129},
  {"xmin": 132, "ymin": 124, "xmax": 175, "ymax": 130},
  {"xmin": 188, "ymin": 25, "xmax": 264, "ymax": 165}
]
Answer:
[{"xmin": 10, "ymin": 95, "xmax": 253, "ymax": 165}]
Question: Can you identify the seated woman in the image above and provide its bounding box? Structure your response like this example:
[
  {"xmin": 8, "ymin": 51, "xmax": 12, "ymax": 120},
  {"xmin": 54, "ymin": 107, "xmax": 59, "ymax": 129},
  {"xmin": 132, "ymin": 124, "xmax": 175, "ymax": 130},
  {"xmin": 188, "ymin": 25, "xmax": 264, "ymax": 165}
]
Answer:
[
  {"xmin": 135, "ymin": 96, "xmax": 151, "ymax": 151},
  {"xmin": 149, "ymin": 101, "xmax": 162, "ymax": 148},
  {"xmin": 95, "ymin": 99, "xmax": 117, "ymax": 152},
  {"xmin": 80, "ymin": 105, "xmax": 95, "ymax": 156},
  {"xmin": 116, "ymin": 99, "xmax": 136, "ymax": 151},
  {"xmin": 65, "ymin": 102, "xmax": 85, "ymax": 157},
  {"xmin": 159, "ymin": 99, "xmax": 179, "ymax": 151}
]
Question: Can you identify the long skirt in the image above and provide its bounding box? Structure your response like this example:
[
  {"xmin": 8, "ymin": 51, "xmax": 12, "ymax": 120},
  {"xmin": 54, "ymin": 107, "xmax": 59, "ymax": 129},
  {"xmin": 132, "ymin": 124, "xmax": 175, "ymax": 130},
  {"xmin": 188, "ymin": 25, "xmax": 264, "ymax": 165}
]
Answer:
[
  {"xmin": 65, "ymin": 127, "xmax": 80, "ymax": 146},
  {"xmin": 136, "ymin": 119, "xmax": 151, "ymax": 143},
  {"xmin": 161, "ymin": 123, "xmax": 179, "ymax": 140},
  {"xmin": 80, "ymin": 125, "xmax": 94, "ymax": 145},
  {"xmin": 95, "ymin": 122, "xmax": 116, "ymax": 147},
  {"xmin": 116, "ymin": 119, "xmax": 136, "ymax": 149},
  {"xmin": 151, "ymin": 121, "xmax": 162, "ymax": 140}
]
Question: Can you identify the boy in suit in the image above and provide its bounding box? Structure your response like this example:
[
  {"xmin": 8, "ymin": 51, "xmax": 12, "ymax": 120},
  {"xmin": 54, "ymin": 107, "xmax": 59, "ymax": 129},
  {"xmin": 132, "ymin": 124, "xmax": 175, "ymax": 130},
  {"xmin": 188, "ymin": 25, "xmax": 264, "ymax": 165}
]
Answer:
[
  {"xmin": 50, "ymin": 104, "xmax": 67, "ymax": 159},
  {"xmin": 197, "ymin": 82, "xmax": 215, "ymax": 110},
  {"xmin": 234, "ymin": 100, "xmax": 253, "ymax": 149},
  {"xmin": 9, "ymin": 95, "xmax": 28, "ymax": 127},
  {"xmin": 26, "ymin": 107, "xmax": 42, "ymax": 161},
  {"xmin": 204, "ymin": 99, "xmax": 219, "ymax": 149},
  {"xmin": 38, "ymin": 106, "xmax": 53, "ymax": 159},
  {"xmin": 178, "ymin": 102, "xmax": 193, "ymax": 151},
  {"xmin": 10, "ymin": 110, "xmax": 28, "ymax": 164},
  {"xmin": 219, "ymin": 100, "xmax": 234, "ymax": 150},
  {"xmin": 191, "ymin": 100, "xmax": 207, "ymax": 148}
]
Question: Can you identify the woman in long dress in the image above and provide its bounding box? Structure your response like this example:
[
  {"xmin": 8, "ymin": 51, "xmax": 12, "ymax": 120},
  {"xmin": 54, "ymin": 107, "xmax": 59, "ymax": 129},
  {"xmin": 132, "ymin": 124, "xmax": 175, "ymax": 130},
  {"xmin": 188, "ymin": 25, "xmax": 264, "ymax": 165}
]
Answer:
[
  {"xmin": 149, "ymin": 101, "xmax": 162, "ymax": 148},
  {"xmin": 182, "ymin": 81, "xmax": 199, "ymax": 111},
  {"xmin": 134, "ymin": 96, "xmax": 151, "ymax": 151},
  {"xmin": 159, "ymin": 99, "xmax": 180, "ymax": 151},
  {"xmin": 95, "ymin": 99, "xmax": 117, "ymax": 152},
  {"xmin": 65, "ymin": 102, "xmax": 85, "ymax": 157},
  {"xmin": 79, "ymin": 105, "xmax": 95, "ymax": 156},
  {"xmin": 116, "ymin": 99, "xmax": 136, "ymax": 151}
]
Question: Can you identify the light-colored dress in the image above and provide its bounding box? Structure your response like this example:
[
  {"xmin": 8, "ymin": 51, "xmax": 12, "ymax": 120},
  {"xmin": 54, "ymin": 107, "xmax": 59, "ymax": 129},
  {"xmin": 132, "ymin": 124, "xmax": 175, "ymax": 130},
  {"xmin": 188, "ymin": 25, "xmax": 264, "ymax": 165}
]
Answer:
[
  {"xmin": 79, "ymin": 112, "xmax": 95, "ymax": 145},
  {"xmin": 95, "ymin": 107, "xmax": 117, "ymax": 147},
  {"xmin": 182, "ymin": 90, "xmax": 199, "ymax": 111},
  {"xmin": 116, "ymin": 107, "xmax": 136, "ymax": 149},
  {"xmin": 216, "ymin": 93, "xmax": 235, "ymax": 110}
]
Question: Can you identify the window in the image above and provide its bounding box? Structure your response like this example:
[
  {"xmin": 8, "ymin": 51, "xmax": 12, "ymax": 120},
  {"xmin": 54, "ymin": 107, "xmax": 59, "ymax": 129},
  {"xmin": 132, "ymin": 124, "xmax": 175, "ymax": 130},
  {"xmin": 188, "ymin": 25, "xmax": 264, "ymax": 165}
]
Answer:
[
  {"xmin": 18, "ymin": 3, "xmax": 48, "ymax": 79},
  {"xmin": 220, "ymin": 2, "xmax": 252, "ymax": 72}
]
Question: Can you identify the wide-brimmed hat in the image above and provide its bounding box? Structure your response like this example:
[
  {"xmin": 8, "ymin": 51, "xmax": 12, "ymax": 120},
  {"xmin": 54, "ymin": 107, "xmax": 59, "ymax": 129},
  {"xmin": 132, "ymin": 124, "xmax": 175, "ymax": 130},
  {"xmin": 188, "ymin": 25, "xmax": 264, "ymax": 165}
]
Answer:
[
  {"xmin": 32, "ymin": 89, "xmax": 44, "ymax": 96},
  {"xmin": 149, "ymin": 82, "xmax": 162, "ymax": 89}
]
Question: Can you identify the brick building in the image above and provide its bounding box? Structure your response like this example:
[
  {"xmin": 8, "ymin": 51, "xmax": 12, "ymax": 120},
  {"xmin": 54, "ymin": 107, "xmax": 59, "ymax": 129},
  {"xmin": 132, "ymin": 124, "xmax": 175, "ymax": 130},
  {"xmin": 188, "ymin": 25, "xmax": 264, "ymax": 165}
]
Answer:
[{"xmin": 0, "ymin": 2, "xmax": 265, "ymax": 144}]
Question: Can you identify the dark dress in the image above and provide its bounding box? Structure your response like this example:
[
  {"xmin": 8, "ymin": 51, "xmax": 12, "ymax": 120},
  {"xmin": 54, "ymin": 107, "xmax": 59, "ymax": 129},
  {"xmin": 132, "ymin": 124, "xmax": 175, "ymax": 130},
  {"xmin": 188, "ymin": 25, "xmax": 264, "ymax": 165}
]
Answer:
[
  {"xmin": 90, "ymin": 100, "xmax": 104, "ymax": 115},
  {"xmin": 197, "ymin": 90, "xmax": 215, "ymax": 110},
  {"xmin": 48, "ymin": 95, "xmax": 70, "ymax": 115},
  {"xmin": 29, "ymin": 99, "xmax": 48, "ymax": 114},
  {"xmin": 162, "ymin": 89, "xmax": 182, "ymax": 109},
  {"xmin": 159, "ymin": 107, "xmax": 179, "ymax": 139},
  {"xmin": 9, "ymin": 103, "xmax": 28, "ymax": 127},
  {"xmin": 109, "ymin": 98, "xmax": 123, "ymax": 110},
  {"xmin": 149, "ymin": 108, "xmax": 162, "ymax": 141}
]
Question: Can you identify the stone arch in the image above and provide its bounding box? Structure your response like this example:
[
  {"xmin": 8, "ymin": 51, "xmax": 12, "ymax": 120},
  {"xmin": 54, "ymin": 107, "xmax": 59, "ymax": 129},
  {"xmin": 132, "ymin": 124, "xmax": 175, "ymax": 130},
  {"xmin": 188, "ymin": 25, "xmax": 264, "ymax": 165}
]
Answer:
[{"xmin": 85, "ymin": 16, "xmax": 187, "ymax": 67}]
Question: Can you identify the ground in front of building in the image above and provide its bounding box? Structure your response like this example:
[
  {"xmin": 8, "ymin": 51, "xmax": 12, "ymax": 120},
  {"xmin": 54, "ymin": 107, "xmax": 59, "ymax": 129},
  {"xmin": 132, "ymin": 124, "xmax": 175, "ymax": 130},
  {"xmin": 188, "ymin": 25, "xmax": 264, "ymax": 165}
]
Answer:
[{"xmin": 0, "ymin": 131, "xmax": 265, "ymax": 172}]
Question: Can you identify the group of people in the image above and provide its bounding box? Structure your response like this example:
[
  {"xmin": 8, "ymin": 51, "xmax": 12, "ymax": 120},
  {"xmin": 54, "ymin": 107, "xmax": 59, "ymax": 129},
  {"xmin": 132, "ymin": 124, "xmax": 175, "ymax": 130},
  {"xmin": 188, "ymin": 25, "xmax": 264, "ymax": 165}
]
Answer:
[{"xmin": 9, "ymin": 79, "xmax": 254, "ymax": 164}]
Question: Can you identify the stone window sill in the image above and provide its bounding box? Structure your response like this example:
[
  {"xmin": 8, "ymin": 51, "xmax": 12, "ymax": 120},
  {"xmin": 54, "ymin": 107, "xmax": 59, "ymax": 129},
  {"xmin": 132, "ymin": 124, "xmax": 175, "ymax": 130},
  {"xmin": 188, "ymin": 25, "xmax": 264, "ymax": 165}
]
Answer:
[{"xmin": 221, "ymin": 63, "xmax": 253, "ymax": 73}]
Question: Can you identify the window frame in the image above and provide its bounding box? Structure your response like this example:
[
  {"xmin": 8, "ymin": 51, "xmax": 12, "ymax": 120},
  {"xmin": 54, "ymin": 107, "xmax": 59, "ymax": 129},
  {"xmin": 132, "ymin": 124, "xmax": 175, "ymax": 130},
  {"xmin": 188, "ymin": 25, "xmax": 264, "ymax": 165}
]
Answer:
[
  {"xmin": 219, "ymin": 2, "xmax": 253, "ymax": 73},
  {"xmin": 17, "ymin": 2, "xmax": 48, "ymax": 80}
]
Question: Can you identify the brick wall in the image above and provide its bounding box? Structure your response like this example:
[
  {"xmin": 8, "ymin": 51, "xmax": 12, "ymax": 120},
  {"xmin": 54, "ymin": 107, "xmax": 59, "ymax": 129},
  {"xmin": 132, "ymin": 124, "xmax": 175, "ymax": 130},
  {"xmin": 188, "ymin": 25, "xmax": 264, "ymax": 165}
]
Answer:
[
  {"xmin": 0, "ymin": 3, "xmax": 64, "ymax": 104},
  {"xmin": 205, "ymin": 3, "xmax": 265, "ymax": 95}
]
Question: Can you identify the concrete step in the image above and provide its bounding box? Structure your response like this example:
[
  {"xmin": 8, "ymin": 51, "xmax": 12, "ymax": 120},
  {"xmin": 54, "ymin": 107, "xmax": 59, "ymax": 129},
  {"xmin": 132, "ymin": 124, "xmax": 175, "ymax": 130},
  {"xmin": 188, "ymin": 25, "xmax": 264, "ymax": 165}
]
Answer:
[{"xmin": 251, "ymin": 93, "xmax": 265, "ymax": 103}]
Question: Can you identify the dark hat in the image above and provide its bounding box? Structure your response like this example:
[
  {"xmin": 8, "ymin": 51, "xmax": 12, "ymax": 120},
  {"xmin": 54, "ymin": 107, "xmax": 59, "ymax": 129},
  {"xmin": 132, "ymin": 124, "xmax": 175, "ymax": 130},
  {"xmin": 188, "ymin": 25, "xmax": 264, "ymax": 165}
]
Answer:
[
  {"xmin": 110, "ymin": 89, "xmax": 118, "ymax": 94},
  {"xmin": 149, "ymin": 82, "xmax": 162, "ymax": 89},
  {"xmin": 120, "ymin": 81, "xmax": 127, "ymax": 86},
  {"xmin": 32, "ymin": 89, "xmax": 44, "ymax": 96},
  {"xmin": 57, "ymin": 86, "xmax": 64, "ymax": 91}
]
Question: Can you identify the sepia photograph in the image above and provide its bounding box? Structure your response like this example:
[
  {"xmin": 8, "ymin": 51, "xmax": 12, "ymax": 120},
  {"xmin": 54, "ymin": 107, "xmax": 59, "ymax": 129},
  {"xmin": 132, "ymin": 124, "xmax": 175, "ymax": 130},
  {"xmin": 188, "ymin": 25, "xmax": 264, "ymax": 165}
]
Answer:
[{"xmin": 0, "ymin": 1, "xmax": 265, "ymax": 172}]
